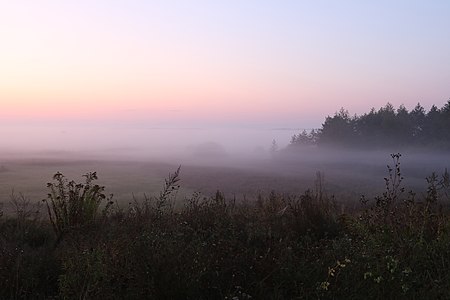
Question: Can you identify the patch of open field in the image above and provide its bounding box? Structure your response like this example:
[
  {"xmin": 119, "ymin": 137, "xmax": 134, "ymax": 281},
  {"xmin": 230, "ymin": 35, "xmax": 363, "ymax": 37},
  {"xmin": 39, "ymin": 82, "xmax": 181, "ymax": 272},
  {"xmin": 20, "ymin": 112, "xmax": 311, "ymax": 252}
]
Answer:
[{"xmin": 1, "ymin": 149, "xmax": 446, "ymax": 216}]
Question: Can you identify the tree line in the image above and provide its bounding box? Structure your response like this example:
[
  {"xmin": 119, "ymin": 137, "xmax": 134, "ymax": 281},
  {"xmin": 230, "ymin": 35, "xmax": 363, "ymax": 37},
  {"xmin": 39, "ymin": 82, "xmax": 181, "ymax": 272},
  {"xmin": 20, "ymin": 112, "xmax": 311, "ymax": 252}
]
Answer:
[{"xmin": 290, "ymin": 100, "xmax": 450, "ymax": 149}]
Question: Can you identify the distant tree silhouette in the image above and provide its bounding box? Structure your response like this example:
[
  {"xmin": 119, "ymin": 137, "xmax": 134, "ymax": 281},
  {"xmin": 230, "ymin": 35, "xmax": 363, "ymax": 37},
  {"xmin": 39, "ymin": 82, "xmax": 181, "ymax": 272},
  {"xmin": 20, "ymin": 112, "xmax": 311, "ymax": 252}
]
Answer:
[
  {"xmin": 290, "ymin": 129, "xmax": 318, "ymax": 147},
  {"xmin": 289, "ymin": 100, "xmax": 450, "ymax": 150},
  {"xmin": 410, "ymin": 103, "xmax": 426, "ymax": 140},
  {"xmin": 270, "ymin": 139, "xmax": 278, "ymax": 157},
  {"xmin": 318, "ymin": 108, "xmax": 355, "ymax": 147}
]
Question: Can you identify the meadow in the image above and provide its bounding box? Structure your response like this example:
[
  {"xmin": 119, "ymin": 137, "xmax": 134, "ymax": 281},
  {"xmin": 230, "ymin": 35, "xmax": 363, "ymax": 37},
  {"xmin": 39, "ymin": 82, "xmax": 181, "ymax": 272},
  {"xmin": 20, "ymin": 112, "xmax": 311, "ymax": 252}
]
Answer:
[
  {"xmin": 0, "ymin": 150, "xmax": 449, "ymax": 299},
  {"xmin": 1, "ymin": 147, "xmax": 445, "ymax": 210}
]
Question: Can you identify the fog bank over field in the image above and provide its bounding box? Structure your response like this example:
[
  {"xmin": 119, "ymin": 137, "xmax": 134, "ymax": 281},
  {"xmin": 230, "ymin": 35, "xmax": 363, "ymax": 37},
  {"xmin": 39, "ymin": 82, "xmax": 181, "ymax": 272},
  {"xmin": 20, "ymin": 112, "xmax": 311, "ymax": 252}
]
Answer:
[
  {"xmin": 0, "ymin": 124, "xmax": 300, "ymax": 161},
  {"xmin": 1, "ymin": 123, "xmax": 449, "ymax": 173},
  {"xmin": 1, "ymin": 122, "xmax": 449, "ymax": 203}
]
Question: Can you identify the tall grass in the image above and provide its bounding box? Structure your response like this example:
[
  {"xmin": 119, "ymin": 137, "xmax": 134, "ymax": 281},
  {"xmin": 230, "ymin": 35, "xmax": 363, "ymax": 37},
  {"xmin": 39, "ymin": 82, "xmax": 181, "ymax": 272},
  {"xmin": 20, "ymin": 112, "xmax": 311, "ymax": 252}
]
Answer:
[{"xmin": 0, "ymin": 155, "xmax": 449, "ymax": 299}]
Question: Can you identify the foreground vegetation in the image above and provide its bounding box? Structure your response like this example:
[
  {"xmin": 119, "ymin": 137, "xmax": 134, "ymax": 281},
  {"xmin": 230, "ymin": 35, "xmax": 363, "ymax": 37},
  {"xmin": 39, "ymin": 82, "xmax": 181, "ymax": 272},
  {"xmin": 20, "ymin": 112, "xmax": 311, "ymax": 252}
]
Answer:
[{"xmin": 0, "ymin": 154, "xmax": 449, "ymax": 299}]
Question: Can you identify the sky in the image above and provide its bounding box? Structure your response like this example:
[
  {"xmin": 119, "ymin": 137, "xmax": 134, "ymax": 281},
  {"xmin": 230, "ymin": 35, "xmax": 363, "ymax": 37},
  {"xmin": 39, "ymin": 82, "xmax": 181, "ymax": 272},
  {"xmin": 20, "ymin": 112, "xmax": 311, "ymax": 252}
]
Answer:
[{"xmin": 1, "ymin": 0, "xmax": 450, "ymax": 129}]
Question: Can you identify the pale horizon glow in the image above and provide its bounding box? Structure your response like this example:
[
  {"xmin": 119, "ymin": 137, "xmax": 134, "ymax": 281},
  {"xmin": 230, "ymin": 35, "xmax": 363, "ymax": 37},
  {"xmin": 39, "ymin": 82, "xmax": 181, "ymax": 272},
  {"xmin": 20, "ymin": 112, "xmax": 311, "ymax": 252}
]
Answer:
[{"xmin": 1, "ymin": 1, "xmax": 450, "ymax": 129}]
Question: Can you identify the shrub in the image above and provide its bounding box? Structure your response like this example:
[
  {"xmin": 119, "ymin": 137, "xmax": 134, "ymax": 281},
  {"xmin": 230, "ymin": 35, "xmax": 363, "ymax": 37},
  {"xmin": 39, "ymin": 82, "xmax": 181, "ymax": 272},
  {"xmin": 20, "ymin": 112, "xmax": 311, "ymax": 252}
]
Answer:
[{"xmin": 43, "ymin": 172, "xmax": 112, "ymax": 241}]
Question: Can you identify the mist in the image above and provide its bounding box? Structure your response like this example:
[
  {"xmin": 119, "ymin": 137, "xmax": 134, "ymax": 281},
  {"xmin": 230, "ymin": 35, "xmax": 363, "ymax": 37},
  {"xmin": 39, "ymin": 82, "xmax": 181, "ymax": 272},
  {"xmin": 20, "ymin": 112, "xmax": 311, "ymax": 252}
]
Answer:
[
  {"xmin": 1, "ymin": 121, "xmax": 449, "ymax": 208},
  {"xmin": 0, "ymin": 123, "xmax": 298, "ymax": 160}
]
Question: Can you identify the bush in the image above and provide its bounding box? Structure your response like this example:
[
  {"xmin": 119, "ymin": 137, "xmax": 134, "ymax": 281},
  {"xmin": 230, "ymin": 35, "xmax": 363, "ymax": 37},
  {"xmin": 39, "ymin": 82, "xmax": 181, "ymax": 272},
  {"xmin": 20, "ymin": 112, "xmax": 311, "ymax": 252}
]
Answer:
[{"xmin": 43, "ymin": 172, "xmax": 113, "ymax": 241}]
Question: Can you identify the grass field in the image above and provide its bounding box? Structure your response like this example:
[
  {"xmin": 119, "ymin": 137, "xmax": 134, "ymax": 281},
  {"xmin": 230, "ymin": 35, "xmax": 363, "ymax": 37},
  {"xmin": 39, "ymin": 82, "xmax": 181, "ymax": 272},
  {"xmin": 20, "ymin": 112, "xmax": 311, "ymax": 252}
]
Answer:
[
  {"xmin": 0, "ymin": 151, "xmax": 449, "ymax": 298},
  {"xmin": 0, "ymin": 149, "xmax": 446, "ymax": 214},
  {"xmin": 0, "ymin": 152, "xmax": 449, "ymax": 298}
]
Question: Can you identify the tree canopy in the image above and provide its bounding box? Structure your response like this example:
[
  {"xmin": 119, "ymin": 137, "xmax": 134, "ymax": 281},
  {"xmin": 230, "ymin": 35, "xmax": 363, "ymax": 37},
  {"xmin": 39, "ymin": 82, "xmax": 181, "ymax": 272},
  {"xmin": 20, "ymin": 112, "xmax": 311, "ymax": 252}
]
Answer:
[{"xmin": 290, "ymin": 101, "xmax": 450, "ymax": 150}]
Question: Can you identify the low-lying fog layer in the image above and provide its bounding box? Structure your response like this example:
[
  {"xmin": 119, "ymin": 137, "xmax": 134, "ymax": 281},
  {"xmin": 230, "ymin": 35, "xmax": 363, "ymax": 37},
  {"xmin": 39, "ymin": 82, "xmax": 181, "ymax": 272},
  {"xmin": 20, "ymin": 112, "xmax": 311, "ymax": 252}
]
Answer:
[
  {"xmin": 0, "ymin": 124, "xmax": 449, "ymax": 208},
  {"xmin": 0, "ymin": 124, "xmax": 298, "ymax": 161}
]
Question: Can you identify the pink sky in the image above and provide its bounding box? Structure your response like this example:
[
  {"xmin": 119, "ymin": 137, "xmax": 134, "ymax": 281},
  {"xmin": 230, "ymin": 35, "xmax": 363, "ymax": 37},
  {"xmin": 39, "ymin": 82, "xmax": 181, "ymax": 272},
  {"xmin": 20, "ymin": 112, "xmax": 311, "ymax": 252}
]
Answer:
[{"xmin": 1, "ymin": 1, "xmax": 450, "ymax": 128}]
